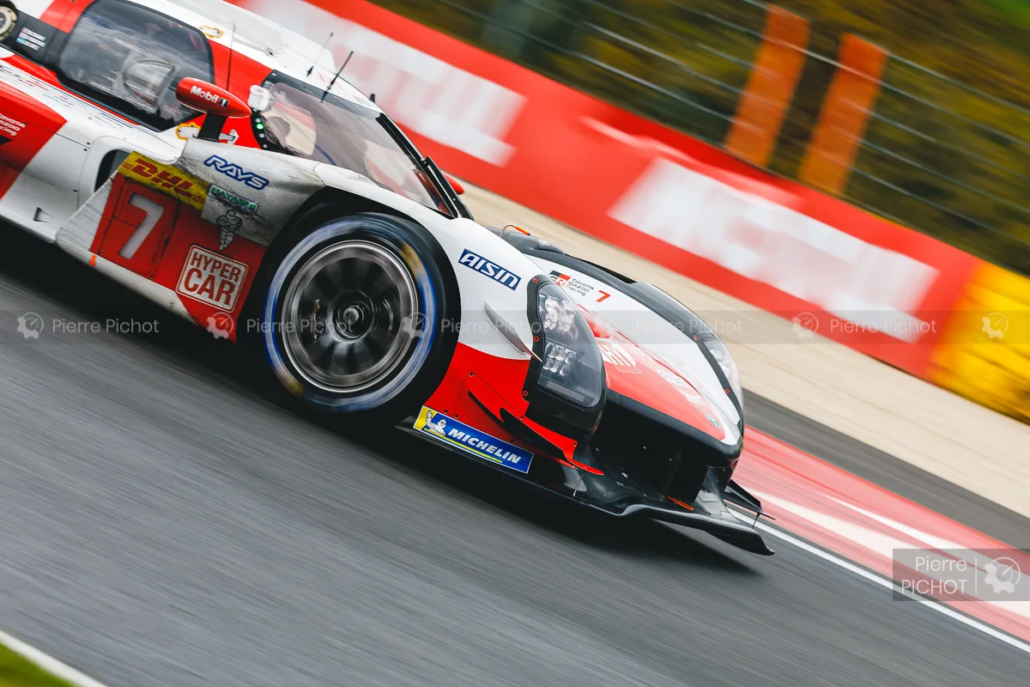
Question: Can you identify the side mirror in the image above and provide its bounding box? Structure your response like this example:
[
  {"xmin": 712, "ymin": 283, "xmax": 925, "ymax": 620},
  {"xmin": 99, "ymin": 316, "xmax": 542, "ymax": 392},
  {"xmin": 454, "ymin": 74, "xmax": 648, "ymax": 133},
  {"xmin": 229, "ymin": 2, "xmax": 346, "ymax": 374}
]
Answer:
[
  {"xmin": 445, "ymin": 174, "xmax": 465, "ymax": 195},
  {"xmin": 175, "ymin": 78, "xmax": 250, "ymax": 142},
  {"xmin": 176, "ymin": 78, "xmax": 249, "ymax": 117}
]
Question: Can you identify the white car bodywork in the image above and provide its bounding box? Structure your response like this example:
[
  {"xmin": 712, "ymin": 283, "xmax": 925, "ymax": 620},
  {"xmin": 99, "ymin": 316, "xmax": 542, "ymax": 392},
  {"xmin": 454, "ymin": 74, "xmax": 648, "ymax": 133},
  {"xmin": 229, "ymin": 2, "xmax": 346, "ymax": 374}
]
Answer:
[
  {"xmin": 2, "ymin": 0, "xmax": 739, "ymax": 440},
  {"xmin": 3, "ymin": 0, "xmax": 541, "ymax": 364}
]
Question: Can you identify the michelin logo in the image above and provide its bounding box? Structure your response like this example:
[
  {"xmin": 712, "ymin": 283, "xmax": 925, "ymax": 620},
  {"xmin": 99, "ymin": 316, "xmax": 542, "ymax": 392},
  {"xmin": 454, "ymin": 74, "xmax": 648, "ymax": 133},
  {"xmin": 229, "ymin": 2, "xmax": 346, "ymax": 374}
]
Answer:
[
  {"xmin": 458, "ymin": 249, "xmax": 521, "ymax": 290},
  {"xmin": 415, "ymin": 406, "xmax": 533, "ymax": 474}
]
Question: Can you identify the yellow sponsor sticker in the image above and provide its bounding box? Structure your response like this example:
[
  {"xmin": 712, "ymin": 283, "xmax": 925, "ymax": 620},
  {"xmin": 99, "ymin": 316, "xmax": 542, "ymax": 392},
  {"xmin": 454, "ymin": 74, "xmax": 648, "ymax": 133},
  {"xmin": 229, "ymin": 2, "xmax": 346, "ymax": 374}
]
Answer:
[
  {"xmin": 175, "ymin": 121, "xmax": 200, "ymax": 141},
  {"xmin": 118, "ymin": 152, "xmax": 209, "ymax": 211},
  {"xmin": 414, "ymin": 406, "xmax": 533, "ymax": 473}
]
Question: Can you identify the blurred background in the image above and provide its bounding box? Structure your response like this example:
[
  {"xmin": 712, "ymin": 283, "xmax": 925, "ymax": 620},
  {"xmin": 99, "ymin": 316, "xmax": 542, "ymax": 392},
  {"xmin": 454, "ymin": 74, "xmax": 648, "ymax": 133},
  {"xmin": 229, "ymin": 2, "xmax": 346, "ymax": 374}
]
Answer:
[
  {"xmin": 2, "ymin": 2, "xmax": 1030, "ymax": 685},
  {"xmin": 373, "ymin": 0, "xmax": 1030, "ymax": 274}
]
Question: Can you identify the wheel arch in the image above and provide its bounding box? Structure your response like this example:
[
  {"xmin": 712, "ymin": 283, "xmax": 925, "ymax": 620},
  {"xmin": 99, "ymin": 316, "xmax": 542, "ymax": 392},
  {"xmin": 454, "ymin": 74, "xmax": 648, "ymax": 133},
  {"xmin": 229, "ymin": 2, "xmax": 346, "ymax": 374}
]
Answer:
[
  {"xmin": 241, "ymin": 187, "xmax": 425, "ymax": 322},
  {"xmin": 247, "ymin": 205, "xmax": 462, "ymax": 418}
]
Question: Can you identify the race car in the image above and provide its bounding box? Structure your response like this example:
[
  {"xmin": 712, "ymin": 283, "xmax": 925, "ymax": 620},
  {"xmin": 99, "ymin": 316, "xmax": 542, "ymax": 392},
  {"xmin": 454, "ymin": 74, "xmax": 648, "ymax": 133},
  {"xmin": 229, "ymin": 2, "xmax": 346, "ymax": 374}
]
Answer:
[{"xmin": 0, "ymin": 0, "xmax": 772, "ymax": 554}]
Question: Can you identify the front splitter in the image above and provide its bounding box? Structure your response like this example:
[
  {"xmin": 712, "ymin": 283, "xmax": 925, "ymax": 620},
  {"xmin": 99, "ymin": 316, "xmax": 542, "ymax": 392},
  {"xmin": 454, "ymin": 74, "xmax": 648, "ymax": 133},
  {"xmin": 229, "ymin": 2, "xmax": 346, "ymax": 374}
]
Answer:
[{"xmin": 399, "ymin": 423, "xmax": 774, "ymax": 556}]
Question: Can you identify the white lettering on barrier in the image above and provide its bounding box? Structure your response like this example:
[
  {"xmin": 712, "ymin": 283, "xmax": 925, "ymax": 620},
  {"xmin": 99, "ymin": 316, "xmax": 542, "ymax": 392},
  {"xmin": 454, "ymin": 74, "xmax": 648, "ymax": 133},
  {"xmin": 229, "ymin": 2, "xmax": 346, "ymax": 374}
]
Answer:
[
  {"xmin": 244, "ymin": 0, "xmax": 525, "ymax": 166},
  {"xmin": 609, "ymin": 159, "xmax": 939, "ymax": 342}
]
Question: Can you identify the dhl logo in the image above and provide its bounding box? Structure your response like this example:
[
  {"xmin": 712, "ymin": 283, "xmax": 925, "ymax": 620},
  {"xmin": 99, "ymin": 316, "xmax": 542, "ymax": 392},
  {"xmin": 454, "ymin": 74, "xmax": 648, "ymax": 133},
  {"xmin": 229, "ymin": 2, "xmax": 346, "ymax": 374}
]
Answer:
[{"xmin": 119, "ymin": 152, "xmax": 209, "ymax": 211}]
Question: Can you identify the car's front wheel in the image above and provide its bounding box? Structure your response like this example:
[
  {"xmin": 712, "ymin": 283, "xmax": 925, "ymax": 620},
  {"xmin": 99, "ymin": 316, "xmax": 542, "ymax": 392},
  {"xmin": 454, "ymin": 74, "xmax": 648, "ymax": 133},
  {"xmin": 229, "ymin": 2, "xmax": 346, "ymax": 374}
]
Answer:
[{"xmin": 260, "ymin": 212, "xmax": 458, "ymax": 419}]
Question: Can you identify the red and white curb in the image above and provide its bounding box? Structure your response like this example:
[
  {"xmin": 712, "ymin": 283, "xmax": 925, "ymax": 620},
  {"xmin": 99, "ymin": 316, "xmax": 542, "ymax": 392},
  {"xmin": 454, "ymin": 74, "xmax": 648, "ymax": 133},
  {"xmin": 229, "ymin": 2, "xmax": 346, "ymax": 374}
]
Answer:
[
  {"xmin": 755, "ymin": 524, "xmax": 1030, "ymax": 657},
  {"xmin": 0, "ymin": 629, "xmax": 108, "ymax": 687},
  {"xmin": 737, "ymin": 428, "xmax": 1030, "ymax": 653}
]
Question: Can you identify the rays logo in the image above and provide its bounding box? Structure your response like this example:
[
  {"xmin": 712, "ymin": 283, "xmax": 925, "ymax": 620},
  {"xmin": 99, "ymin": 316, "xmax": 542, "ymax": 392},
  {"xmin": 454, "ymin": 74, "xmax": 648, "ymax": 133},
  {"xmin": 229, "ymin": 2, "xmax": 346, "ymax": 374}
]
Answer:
[
  {"xmin": 204, "ymin": 156, "xmax": 269, "ymax": 190},
  {"xmin": 458, "ymin": 249, "xmax": 520, "ymax": 290}
]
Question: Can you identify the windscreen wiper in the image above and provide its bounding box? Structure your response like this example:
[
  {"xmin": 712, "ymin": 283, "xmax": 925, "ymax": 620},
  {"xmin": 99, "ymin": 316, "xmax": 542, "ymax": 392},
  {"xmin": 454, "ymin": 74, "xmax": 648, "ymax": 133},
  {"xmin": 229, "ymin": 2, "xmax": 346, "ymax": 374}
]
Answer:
[
  {"xmin": 423, "ymin": 155, "xmax": 472, "ymax": 220},
  {"xmin": 376, "ymin": 114, "xmax": 471, "ymax": 219}
]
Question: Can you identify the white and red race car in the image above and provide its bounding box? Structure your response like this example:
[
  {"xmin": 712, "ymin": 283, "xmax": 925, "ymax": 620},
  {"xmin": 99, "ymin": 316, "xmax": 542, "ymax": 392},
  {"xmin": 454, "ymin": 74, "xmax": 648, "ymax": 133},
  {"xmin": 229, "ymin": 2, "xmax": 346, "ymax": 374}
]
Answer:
[{"xmin": 0, "ymin": 0, "xmax": 771, "ymax": 553}]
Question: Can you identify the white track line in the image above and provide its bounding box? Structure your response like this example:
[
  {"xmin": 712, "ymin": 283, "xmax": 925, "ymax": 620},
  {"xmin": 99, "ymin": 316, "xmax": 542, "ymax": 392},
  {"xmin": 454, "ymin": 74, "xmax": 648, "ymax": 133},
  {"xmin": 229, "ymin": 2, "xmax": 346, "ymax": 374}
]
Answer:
[
  {"xmin": 757, "ymin": 523, "xmax": 1030, "ymax": 657},
  {"xmin": 0, "ymin": 629, "xmax": 108, "ymax": 687}
]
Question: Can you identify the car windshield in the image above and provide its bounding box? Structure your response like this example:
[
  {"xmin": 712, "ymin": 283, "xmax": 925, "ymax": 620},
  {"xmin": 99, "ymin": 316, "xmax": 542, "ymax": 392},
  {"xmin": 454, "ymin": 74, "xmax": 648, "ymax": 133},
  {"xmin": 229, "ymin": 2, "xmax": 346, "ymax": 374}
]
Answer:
[
  {"xmin": 56, "ymin": 0, "xmax": 214, "ymax": 130},
  {"xmin": 254, "ymin": 74, "xmax": 448, "ymax": 214}
]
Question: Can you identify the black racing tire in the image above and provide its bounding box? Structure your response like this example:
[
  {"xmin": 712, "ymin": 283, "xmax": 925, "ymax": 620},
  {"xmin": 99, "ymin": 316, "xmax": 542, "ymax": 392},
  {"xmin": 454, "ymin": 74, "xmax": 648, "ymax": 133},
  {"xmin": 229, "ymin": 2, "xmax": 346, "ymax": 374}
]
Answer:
[{"xmin": 252, "ymin": 212, "xmax": 459, "ymax": 422}]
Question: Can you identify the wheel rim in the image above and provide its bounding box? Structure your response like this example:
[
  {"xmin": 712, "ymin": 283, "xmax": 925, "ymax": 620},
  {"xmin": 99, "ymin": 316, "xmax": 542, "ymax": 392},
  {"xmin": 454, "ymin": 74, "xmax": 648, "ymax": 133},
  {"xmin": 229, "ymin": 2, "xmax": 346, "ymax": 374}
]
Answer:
[
  {"xmin": 0, "ymin": 8, "xmax": 17, "ymax": 40},
  {"xmin": 280, "ymin": 239, "xmax": 420, "ymax": 395}
]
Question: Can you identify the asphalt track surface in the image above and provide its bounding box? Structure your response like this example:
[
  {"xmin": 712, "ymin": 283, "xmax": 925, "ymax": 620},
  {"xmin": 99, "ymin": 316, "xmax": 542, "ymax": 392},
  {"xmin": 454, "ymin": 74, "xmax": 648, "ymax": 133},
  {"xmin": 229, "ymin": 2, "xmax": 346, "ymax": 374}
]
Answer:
[{"xmin": 1, "ymin": 229, "xmax": 1028, "ymax": 686}]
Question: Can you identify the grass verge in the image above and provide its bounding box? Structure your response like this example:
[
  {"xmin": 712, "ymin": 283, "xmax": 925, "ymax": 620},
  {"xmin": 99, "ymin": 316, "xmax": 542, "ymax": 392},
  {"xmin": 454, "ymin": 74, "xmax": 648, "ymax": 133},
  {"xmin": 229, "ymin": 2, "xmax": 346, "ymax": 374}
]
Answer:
[{"xmin": 0, "ymin": 644, "xmax": 74, "ymax": 687}]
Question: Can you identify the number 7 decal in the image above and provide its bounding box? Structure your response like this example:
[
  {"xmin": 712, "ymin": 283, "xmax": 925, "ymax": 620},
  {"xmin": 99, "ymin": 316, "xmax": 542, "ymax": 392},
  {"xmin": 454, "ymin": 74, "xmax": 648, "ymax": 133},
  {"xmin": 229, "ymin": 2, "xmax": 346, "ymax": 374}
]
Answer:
[
  {"xmin": 93, "ymin": 177, "xmax": 179, "ymax": 278},
  {"xmin": 119, "ymin": 193, "xmax": 165, "ymax": 259}
]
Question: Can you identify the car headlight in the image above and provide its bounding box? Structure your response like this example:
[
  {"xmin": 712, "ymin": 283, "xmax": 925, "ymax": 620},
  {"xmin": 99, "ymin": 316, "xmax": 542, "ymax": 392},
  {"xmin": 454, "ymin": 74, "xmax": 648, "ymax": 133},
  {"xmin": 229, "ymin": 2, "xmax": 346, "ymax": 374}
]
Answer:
[
  {"xmin": 535, "ymin": 282, "xmax": 604, "ymax": 406},
  {"xmin": 524, "ymin": 279, "xmax": 605, "ymax": 433},
  {"xmin": 699, "ymin": 336, "xmax": 743, "ymax": 409}
]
